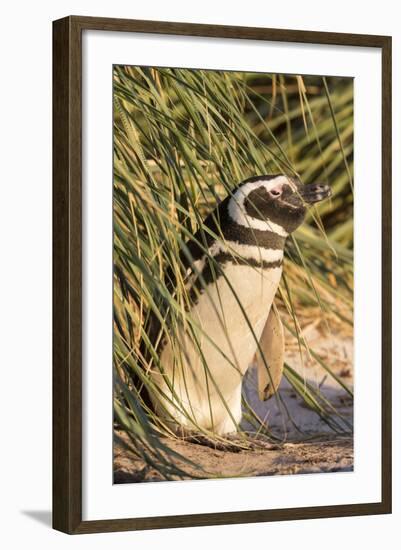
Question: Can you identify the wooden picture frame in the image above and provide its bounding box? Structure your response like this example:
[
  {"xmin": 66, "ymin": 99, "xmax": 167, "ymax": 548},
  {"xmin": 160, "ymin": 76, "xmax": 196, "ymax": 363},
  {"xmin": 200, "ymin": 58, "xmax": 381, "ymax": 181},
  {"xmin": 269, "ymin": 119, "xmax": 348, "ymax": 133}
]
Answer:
[{"xmin": 53, "ymin": 15, "xmax": 392, "ymax": 534}]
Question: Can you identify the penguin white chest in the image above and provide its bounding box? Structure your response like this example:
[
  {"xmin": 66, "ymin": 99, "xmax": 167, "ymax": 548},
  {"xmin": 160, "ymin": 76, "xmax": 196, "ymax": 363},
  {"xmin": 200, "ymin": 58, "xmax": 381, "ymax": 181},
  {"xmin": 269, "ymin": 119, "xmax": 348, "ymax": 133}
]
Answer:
[
  {"xmin": 191, "ymin": 263, "xmax": 283, "ymax": 378},
  {"xmin": 153, "ymin": 262, "xmax": 282, "ymax": 434}
]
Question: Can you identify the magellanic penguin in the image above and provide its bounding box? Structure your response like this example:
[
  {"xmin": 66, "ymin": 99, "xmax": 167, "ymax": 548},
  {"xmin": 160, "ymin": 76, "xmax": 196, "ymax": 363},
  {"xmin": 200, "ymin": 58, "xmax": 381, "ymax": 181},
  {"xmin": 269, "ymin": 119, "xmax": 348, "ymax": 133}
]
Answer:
[{"xmin": 144, "ymin": 174, "xmax": 331, "ymax": 436}]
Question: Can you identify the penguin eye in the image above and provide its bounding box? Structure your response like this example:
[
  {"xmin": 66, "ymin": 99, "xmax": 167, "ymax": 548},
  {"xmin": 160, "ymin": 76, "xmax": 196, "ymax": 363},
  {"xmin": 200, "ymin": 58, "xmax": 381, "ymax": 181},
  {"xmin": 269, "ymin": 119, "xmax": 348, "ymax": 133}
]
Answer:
[{"xmin": 268, "ymin": 187, "xmax": 282, "ymax": 199}]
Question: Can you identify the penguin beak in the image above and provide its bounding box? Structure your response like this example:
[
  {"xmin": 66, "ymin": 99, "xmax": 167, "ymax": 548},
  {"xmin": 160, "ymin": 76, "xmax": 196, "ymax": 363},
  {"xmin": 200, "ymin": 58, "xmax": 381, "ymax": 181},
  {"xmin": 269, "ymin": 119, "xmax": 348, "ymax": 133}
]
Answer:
[{"xmin": 301, "ymin": 183, "xmax": 332, "ymax": 204}]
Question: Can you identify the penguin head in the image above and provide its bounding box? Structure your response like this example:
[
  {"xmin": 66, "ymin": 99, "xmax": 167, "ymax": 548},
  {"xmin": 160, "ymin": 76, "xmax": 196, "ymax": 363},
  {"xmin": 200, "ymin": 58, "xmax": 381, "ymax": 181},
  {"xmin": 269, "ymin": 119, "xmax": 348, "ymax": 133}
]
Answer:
[{"xmin": 230, "ymin": 175, "xmax": 331, "ymax": 235}]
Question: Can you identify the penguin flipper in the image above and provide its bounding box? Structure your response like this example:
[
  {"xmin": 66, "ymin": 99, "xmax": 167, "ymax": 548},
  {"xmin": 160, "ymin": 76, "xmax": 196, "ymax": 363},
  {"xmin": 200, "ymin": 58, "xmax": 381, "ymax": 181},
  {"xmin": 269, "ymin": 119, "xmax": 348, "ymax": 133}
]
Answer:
[{"xmin": 255, "ymin": 303, "xmax": 285, "ymax": 401}]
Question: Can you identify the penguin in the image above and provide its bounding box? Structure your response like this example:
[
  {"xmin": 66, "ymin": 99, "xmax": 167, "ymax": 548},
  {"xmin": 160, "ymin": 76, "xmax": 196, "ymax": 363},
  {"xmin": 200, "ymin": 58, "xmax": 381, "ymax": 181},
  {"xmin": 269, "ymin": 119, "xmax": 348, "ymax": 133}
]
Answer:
[{"xmin": 143, "ymin": 174, "xmax": 331, "ymax": 436}]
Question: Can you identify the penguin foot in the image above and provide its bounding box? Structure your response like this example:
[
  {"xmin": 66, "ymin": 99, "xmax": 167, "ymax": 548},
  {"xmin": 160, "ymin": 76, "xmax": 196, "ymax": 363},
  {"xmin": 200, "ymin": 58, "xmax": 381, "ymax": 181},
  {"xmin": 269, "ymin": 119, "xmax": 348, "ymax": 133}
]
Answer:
[
  {"xmin": 182, "ymin": 432, "xmax": 281, "ymax": 453},
  {"xmin": 183, "ymin": 432, "xmax": 246, "ymax": 453},
  {"xmin": 225, "ymin": 433, "xmax": 282, "ymax": 451}
]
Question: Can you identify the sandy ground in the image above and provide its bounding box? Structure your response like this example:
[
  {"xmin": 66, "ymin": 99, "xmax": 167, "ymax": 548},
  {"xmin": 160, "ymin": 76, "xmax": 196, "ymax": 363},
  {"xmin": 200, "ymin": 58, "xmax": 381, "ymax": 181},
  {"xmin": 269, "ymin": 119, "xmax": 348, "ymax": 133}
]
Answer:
[
  {"xmin": 114, "ymin": 308, "xmax": 353, "ymax": 482},
  {"xmin": 114, "ymin": 432, "xmax": 353, "ymax": 482}
]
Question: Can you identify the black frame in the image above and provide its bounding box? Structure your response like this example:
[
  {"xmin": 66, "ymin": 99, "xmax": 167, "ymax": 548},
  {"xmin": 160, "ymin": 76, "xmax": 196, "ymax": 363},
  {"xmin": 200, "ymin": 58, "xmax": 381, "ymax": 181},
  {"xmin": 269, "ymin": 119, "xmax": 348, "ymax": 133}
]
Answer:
[{"xmin": 53, "ymin": 15, "xmax": 392, "ymax": 534}]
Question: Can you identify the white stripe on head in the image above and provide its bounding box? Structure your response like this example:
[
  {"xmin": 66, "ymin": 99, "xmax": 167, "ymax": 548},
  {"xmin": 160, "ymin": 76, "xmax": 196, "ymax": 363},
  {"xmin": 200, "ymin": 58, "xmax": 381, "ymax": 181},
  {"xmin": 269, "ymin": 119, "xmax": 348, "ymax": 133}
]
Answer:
[{"xmin": 227, "ymin": 176, "xmax": 291, "ymax": 237}]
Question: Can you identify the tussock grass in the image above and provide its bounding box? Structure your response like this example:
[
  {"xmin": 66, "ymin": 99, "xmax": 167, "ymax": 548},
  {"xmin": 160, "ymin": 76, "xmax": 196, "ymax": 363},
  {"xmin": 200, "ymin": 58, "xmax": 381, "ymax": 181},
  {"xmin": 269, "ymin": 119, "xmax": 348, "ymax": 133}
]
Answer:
[{"xmin": 113, "ymin": 66, "xmax": 353, "ymax": 479}]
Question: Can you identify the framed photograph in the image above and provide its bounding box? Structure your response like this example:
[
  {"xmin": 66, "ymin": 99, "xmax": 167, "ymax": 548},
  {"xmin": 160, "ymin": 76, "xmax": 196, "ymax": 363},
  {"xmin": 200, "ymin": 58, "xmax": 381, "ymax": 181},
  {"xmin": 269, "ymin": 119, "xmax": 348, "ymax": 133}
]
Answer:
[{"xmin": 53, "ymin": 16, "xmax": 392, "ymax": 534}]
